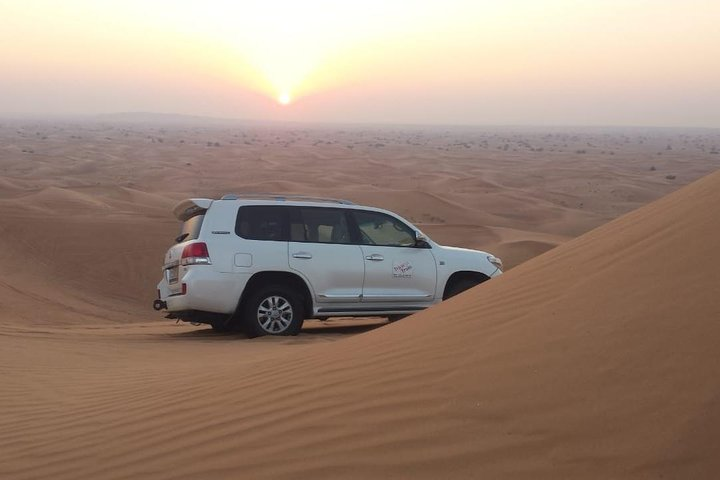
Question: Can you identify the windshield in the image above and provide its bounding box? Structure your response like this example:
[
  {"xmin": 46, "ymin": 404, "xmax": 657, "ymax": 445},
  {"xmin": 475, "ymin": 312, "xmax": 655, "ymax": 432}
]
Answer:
[{"xmin": 176, "ymin": 214, "xmax": 205, "ymax": 243}]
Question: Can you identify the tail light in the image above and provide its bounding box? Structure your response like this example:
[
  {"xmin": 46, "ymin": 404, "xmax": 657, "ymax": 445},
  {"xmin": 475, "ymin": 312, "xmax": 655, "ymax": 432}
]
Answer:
[{"xmin": 181, "ymin": 242, "xmax": 212, "ymax": 266}]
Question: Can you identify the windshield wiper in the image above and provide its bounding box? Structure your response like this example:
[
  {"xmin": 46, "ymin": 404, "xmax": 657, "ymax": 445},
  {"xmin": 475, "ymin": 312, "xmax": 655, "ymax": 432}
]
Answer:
[{"xmin": 175, "ymin": 233, "xmax": 189, "ymax": 243}]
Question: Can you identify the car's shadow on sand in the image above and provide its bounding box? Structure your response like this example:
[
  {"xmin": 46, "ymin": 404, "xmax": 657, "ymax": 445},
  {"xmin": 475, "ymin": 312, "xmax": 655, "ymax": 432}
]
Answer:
[{"xmin": 157, "ymin": 318, "xmax": 389, "ymax": 342}]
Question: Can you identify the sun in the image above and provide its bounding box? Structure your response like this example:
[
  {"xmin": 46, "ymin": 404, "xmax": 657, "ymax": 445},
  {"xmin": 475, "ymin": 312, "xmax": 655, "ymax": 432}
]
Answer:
[{"xmin": 278, "ymin": 92, "xmax": 291, "ymax": 105}]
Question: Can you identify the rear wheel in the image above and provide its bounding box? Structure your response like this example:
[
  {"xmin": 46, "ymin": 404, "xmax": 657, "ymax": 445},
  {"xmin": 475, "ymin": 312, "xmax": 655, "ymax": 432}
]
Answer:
[{"xmin": 243, "ymin": 285, "xmax": 305, "ymax": 337}]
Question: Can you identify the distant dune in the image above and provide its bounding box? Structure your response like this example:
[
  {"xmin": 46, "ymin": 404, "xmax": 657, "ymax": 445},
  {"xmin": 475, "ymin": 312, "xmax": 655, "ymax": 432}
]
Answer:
[{"xmin": 94, "ymin": 111, "xmax": 253, "ymax": 125}]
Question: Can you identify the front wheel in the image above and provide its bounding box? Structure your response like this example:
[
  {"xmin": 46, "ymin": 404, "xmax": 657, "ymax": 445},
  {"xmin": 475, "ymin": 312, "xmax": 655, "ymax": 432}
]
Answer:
[
  {"xmin": 443, "ymin": 278, "xmax": 483, "ymax": 300},
  {"xmin": 243, "ymin": 285, "xmax": 305, "ymax": 337}
]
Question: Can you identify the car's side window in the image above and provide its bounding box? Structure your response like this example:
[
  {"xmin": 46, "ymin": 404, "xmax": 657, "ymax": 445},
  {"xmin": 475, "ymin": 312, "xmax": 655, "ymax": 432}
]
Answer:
[
  {"xmin": 290, "ymin": 207, "xmax": 352, "ymax": 244},
  {"xmin": 353, "ymin": 210, "xmax": 416, "ymax": 247},
  {"xmin": 235, "ymin": 206, "xmax": 288, "ymax": 241}
]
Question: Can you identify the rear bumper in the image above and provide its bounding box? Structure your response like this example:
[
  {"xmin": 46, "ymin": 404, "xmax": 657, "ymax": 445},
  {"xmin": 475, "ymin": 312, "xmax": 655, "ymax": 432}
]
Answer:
[{"xmin": 156, "ymin": 267, "xmax": 249, "ymax": 315}]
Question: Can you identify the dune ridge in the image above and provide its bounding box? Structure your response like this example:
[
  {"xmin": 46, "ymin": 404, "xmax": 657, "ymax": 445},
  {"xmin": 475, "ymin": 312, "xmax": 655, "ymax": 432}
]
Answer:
[{"xmin": 1, "ymin": 168, "xmax": 718, "ymax": 479}]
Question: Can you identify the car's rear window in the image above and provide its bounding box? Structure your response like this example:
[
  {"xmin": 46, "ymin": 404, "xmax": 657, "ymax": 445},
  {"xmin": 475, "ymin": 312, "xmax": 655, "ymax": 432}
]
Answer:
[
  {"xmin": 235, "ymin": 206, "xmax": 288, "ymax": 241},
  {"xmin": 176, "ymin": 214, "xmax": 205, "ymax": 243}
]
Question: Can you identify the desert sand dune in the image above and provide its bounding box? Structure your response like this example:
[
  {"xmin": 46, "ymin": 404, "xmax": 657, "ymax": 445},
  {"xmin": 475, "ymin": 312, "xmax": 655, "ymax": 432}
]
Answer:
[
  {"xmin": 493, "ymin": 239, "xmax": 559, "ymax": 267},
  {"xmin": 0, "ymin": 121, "xmax": 719, "ymax": 478},
  {"xmin": 16, "ymin": 186, "xmax": 113, "ymax": 213},
  {"xmin": 0, "ymin": 161, "xmax": 718, "ymax": 479}
]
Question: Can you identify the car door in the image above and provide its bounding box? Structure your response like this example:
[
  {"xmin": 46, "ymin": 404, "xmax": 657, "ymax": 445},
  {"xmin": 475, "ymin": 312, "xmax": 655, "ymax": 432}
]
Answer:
[
  {"xmin": 351, "ymin": 209, "xmax": 437, "ymax": 305},
  {"xmin": 288, "ymin": 207, "xmax": 365, "ymax": 306}
]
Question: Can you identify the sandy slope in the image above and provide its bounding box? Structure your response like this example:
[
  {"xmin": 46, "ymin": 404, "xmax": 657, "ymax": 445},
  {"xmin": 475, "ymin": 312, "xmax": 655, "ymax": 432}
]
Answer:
[
  {"xmin": 1, "ymin": 169, "xmax": 718, "ymax": 479},
  {"xmin": 0, "ymin": 190, "xmax": 175, "ymax": 324}
]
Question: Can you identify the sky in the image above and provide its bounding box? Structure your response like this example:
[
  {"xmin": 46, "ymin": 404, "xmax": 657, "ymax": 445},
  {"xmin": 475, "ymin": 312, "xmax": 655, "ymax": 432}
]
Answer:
[{"xmin": 1, "ymin": 0, "xmax": 719, "ymax": 127}]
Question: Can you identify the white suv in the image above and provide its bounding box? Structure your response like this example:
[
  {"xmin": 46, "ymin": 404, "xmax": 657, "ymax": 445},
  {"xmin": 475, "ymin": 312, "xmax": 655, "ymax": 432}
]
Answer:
[{"xmin": 154, "ymin": 194, "xmax": 502, "ymax": 336}]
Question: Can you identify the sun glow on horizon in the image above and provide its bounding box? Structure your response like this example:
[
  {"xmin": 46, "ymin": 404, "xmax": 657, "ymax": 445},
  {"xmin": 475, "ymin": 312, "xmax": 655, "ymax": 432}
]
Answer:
[
  {"xmin": 1, "ymin": 0, "xmax": 719, "ymax": 126},
  {"xmin": 278, "ymin": 92, "xmax": 291, "ymax": 105},
  {"xmin": 166, "ymin": 1, "xmax": 446, "ymax": 105}
]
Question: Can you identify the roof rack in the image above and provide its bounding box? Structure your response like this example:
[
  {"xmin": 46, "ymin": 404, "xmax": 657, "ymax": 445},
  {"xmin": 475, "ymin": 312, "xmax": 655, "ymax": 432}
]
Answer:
[{"xmin": 219, "ymin": 193, "xmax": 355, "ymax": 205}]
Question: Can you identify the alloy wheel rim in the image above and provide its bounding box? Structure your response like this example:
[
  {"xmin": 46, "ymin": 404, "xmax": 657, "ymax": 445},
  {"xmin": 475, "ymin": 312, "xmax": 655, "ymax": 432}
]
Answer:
[{"xmin": 257, "ymin": 295, "xmax": 293, "ymax": 333}]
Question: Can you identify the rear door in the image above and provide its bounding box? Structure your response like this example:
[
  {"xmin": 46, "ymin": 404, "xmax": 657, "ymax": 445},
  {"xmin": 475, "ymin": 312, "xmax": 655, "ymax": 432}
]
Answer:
[
  {"xmin": 351, "ymin": 209, "xmax": 437, "ymax": 305},
  {"xmin": 233, "ymin": 205, "xmax": 292, "ymax": 273},
  {"xmin": 163, "ymin": 210, "xmax": 207, "ymax": 295},
  {"xmin": 287, "ymin": 207, "xmax": 365, "ymax": 306}
]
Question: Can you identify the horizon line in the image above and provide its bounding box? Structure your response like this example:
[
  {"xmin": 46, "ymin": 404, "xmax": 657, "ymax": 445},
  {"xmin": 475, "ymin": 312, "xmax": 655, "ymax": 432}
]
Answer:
[{"xmin": 1, "ymin": 111, "xmax": 719, "ymax": 132}]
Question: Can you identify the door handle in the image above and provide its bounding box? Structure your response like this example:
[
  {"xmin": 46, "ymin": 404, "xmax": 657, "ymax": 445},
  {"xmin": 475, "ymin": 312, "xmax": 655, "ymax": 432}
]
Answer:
[
  {"xmin": 365, "ymin": 254, "xmax": 384, "ymax": 261},
  {"xmin": 292, "ymin": 252, "xmax": 313, "ymax": 259}
]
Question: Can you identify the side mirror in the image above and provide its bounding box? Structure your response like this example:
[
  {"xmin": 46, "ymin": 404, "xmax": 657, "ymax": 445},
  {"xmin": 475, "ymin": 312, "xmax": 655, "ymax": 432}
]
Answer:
[{"xmin": 414, "ymin": 231, "xmax": 431, "ymax": 248}]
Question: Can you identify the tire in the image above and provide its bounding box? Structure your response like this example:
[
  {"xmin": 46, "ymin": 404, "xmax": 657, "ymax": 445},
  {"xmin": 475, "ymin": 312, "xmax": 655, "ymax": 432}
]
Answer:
[
  {"xmin": 443, "ymin": 278, "xmax": 481, "ymax": 300},
  {"xmin": 242, "ymin": 284, "xmax": 305, "ymax": 337}
]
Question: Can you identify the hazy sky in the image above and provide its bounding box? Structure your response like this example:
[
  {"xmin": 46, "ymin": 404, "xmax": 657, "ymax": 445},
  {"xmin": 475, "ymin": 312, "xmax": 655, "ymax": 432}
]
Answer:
[{"xmin": 2, "ymin": 0, "xmax": 719, "ymax": 127}]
